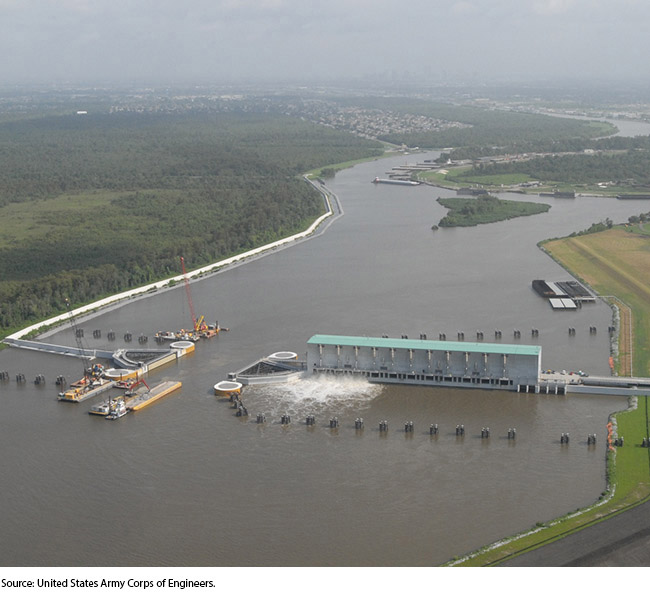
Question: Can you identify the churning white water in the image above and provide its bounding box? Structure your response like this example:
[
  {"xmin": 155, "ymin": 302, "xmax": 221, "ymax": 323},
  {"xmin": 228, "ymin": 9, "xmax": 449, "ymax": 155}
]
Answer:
[{"xmin": 240, "ymin": 375, "xmax": 384, "ymax": 419}]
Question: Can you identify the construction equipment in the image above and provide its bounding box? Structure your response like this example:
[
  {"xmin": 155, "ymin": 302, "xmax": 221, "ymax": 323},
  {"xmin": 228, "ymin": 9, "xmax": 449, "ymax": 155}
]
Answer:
[
  {"xmin": 115, "ymin": 378, "xmax": 150, "ymax": 396},
  {"xmin": 179, "ymin": 257, "xmax": 219, "ymax": 338},
  {"xmin": 64, "ymin": 298, "xmax": 105, "ymax": 384},
  {"xmin": 65, "ymin": 298, "xmax": 91, "ymax": 373},
  {"xmin": 57, "ymin": 299, "xmax": 108, "ymax": 400}
]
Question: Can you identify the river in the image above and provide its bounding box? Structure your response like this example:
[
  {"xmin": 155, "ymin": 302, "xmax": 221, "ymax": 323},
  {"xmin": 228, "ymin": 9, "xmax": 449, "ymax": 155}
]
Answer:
[{"xmin": 2, "ymin": 123, "xmax": 650, "ymax": 566}]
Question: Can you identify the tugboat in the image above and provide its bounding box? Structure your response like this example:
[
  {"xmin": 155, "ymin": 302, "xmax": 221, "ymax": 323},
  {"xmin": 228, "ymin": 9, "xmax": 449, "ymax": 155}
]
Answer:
[{"xmin": 105, "ymin": 398, "xmax": 128, "ymax": 420}]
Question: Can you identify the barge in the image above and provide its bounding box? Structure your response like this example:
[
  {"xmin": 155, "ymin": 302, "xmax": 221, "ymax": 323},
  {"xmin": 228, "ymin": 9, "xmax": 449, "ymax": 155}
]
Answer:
[
  {"xmin": 58, "ymin": 378, "xmax": 115, "ymax": 402},
  {"xmin": 372, "ymin": 177, "xmax": 420, "ymax": 186},
  {"xmin": 532, "ymin": 279, "xmax": 595, "ymax": 305},
  {"xmin": 125, "ymin": 381, "xmax": 182, "ymax": 412},
  {"xmin": 89, "ymin": 398, "xmax": 113, "ymax": 416}
]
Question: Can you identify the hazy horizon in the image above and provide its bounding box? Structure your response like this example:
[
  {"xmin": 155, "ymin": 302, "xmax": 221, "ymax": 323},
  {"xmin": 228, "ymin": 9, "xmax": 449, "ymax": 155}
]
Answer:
[{"xmin": 2, "ymin": 0, "xmax": 649, "ymax": 88}]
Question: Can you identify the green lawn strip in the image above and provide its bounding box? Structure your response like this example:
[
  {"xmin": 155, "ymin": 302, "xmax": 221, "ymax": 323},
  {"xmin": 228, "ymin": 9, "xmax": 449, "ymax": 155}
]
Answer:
[
  {"xmin": 419, "ymin": 166, "xmax": 470, "ymax": 186},
  {"xmin": 627, "ymin": 297, "xmax": 650, "ymax": 376},
  {"xmin": 452, "ymin": 172, "xmax": 537, "ymax": 186}
]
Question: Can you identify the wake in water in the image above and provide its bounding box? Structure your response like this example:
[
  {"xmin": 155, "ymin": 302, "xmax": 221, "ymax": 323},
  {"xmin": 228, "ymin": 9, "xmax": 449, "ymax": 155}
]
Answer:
[{"xmin": 240, "ymin": 374, "xmax": 383, "ymax": 420}]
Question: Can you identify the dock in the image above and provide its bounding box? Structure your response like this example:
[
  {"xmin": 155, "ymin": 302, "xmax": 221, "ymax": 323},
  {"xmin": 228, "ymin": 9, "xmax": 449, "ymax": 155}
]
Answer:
[
  {"xmin": 532, "ymin": 279, "xmax": 595, "ymax": 303},
  {"xmin": 125, "ymin": 381, "xmax": 182, "ymax": 411}
]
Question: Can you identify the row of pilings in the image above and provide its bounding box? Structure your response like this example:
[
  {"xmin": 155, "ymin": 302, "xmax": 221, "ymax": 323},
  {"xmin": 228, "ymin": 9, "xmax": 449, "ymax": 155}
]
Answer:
[
  {"xmin": 234, "ymin": 407, "xmax": 625, "ymax": 444},
  {"xmin": 1, "ymin": 373, "xmax": 72, "ymax": 386},
  {"xmin": 246, "ymin": 415, "xmax": 523, "ymax": 439},
  {"xmin": 399, "ymin": 326, "xmax": 601, "ymax": 342},
  {"xmin": 71, "ymin": 328, "xmax": 149, "ymax": 342},
  {"xmin": 1, "ymin": 371, "xmax": 49, "ymax": 384}
]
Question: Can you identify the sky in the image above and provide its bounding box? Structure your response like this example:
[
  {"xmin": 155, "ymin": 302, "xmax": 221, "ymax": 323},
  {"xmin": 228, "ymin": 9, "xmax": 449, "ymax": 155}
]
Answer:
[{"xmin": 2, "ymin": 0, "xmax": 650, "ymax": 86}]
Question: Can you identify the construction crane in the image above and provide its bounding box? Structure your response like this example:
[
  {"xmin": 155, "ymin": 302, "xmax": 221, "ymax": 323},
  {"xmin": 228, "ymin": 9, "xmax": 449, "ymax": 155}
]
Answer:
[
  {"xmin": 65, "ymin": 298, "xmax": 91, "ymax": 374},
  {"xmin": 64, "ymin": 298, "xmax": 104, "ymax": 388},
  {"xmin": 180, "ymin": 257, "xmax": 218, "ymax": 337},
  {"xmin": 180, "ymin": 256, "xmax": 199, "ymax": 331}
]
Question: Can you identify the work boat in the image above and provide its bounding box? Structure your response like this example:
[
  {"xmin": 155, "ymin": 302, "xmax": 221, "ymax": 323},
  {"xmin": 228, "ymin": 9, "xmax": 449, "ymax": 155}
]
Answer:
[
  {"xmin": 88, "ymin": 399, "xmax": 111, "ymax": 416},
  {"xmin": 106, "ymin": 398, "xmax": 128, "ymax": 420},
  {"xmin": 154, "ymin": 331, "xmax": 177, "ymax": 342}
]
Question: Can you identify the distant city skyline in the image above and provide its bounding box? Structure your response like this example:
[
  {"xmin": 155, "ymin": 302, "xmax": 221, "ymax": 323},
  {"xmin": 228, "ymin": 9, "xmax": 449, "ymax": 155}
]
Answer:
[{"xmin": 2, "ymin": 0, "xmax": 649, "ymax": 86}]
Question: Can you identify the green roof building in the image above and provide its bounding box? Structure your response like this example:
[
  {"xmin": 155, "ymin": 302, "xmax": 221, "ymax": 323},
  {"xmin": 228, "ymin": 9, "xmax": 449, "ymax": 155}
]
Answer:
[{"xmin": 307, "ymin": 334, "xmax": 542, "ymax": 392}]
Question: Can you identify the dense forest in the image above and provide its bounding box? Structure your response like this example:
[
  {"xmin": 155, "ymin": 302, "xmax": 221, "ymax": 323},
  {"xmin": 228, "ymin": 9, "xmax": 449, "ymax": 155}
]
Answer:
[{"xmin": 0, "ymin": 110, "xmax": 382, "ymax": 336}]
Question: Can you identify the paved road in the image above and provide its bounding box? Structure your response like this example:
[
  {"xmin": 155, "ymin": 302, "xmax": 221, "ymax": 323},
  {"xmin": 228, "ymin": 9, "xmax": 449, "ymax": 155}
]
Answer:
[{"xmin": 501, "ymin": 500, "xmax": 650, "ymax": 566}]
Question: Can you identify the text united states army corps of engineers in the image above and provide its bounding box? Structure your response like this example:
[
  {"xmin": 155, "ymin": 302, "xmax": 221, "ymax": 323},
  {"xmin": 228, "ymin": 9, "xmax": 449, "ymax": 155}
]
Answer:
[{"xmin": 2, "ymin": 578, "xmax": 216, "ymax": 590}]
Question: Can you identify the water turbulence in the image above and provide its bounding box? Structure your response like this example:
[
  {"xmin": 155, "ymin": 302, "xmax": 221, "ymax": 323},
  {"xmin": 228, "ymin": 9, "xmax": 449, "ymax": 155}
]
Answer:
[{"xmin": 242, "ymin": 374, "xmax": 384, "ymax": 419}]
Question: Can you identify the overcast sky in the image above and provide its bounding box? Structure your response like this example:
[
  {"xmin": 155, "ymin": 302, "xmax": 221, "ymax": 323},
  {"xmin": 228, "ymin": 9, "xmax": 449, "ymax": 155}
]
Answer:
[{"xmin": 2, "ymin": 0, "xmax": 649, "ymax": 86}]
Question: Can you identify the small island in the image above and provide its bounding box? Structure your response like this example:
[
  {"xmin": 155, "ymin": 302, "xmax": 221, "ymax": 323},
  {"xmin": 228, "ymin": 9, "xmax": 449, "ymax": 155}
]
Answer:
[{"xmin": 436, "ymin": 194, "xmax": 550, "ymax": 227}]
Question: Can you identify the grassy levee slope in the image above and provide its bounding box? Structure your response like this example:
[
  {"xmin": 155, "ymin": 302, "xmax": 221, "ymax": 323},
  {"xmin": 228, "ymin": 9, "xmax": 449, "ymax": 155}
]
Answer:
[{"xmin": 450, "ymin": 227, "xmax": 650, "ymax": 566}]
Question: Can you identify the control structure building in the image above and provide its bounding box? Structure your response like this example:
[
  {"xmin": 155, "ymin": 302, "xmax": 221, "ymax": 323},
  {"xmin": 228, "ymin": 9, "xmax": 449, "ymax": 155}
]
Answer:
[{"xmin": 306, "ymin": 334, "xmax": 542, "ymax": 393}]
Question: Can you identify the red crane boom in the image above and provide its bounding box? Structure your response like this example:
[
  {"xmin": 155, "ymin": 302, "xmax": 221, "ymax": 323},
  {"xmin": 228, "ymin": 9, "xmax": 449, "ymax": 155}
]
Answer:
[{"xmin": 180, "ymin": 256, "xmax": 197, "ymax": 329}]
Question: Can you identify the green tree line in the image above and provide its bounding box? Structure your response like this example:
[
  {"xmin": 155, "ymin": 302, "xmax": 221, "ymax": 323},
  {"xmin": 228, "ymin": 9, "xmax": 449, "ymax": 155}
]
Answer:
[
  {"xmin": 460, "ymin": 148, "xmax": 650, "ymax": 187},
  {"xmin": 436, "ymin": 195, "xmax": 550, "ymax": 227},
  {"xmin": 0, "ymin": 110, "xmax": 382, "ymax": 336}
]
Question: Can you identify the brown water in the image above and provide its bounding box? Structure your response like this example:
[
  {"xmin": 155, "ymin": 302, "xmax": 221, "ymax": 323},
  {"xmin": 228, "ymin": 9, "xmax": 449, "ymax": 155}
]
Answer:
[{"xmin": 2, "ymin": 150, "xmax": 648, "ymax": 566}]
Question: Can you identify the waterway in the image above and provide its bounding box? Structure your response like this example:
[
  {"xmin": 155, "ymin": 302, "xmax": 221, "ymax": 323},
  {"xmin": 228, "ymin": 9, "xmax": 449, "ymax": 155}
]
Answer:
[{"xmin": 3, "ymin": 135, "xmax": 650, "ymax": 566}]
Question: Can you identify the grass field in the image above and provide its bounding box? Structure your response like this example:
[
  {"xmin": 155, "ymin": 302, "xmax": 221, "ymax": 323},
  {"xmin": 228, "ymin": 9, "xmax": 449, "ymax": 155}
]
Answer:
[{"xmin": 448, "ymin": 226, "xmax": 650, "ymax": 566}]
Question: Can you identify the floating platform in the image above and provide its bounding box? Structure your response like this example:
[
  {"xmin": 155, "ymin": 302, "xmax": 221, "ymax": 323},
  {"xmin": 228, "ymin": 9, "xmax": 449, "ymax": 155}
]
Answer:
[
  {"xmin": 104, "ymin": 368, "xmax": 139, "ymax": 381},
  {"xmin": 58, "ymin": 378, "xmax": 115, "ymax": 403},
  {"xmin": 125, "ymin": 381, "xmax": 182, "ymax": 412},
  {"xmin": 549, "ymin": 298, "xmax": 578, "ymax": 310}
]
